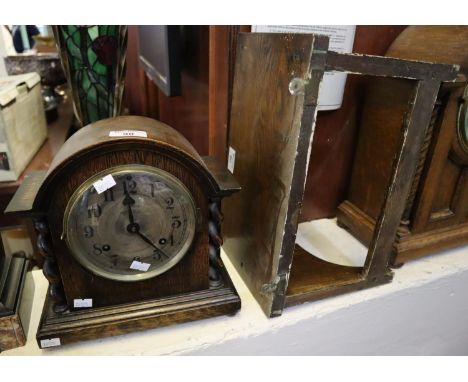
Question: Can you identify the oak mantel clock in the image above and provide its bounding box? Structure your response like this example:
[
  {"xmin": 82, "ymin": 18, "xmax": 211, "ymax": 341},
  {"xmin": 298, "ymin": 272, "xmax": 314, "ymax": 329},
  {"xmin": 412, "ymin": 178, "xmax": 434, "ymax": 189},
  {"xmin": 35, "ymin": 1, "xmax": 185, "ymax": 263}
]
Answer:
[{"xmin": 5, "ymin": 116, "xmax": 241, "ymax": 348}]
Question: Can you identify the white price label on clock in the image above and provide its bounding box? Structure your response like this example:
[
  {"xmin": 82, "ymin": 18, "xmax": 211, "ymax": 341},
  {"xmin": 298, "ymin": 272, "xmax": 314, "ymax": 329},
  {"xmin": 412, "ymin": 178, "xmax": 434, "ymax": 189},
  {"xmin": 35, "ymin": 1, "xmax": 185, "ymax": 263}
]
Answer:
[
  {"xmin": 93, "ymin": 174, "xmax": 116, "ymax": 194},
  {"xmin": 73, "ymin": 298, "xmax": 93, "ymax": 308},
  {"xmin": 109, "ymin": 130, "xmax": 148, "ymax": 138},
  {"xmin": 40, "ymin": 338, "xmax": 61, "ymax": 348},
  {"xmin": 227, "ymin": 146, "xmax": 236, "ymax": 173},
  {"xmin": 130, "ymin": 260, "xmax": 151, "ymax": 272}
]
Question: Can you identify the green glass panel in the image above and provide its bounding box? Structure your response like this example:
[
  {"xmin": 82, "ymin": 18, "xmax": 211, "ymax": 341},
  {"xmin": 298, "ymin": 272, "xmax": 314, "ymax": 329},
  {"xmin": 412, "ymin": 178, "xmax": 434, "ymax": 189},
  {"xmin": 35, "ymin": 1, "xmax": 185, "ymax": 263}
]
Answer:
[
  {"xmin": 65, "ymin": 28, "xmax": 82, "ymax": 63},
  {"xmin": 87, "ymin": 49, "xmax": 97, "ymax": 67},
  {"xmin": 94, "ymin": 61, "xmax": 108, "ymax": 76},
  {"xmin": 71, "ymin": 28, "xmax": 80, "ymax": 48},
  {"xmin": 68, "ymin": 25, "xmax": 78, "ymax": 35},
  {"xmin": 88, "ymin": 86, "xmax": 97, "ymax": 103},
  {"xmin": 87, "ymin": 101, "xmax": 98, "ymax": 122},
  {"xmin": 100, "ymin": 25, "xmax": 109, "ymax": 35},
  {"xmin": 82, "ymin": 71, "xmax": 91, "ymax": 92},
  {"xmin": 88, "ymin": 26, "xmax": 99, "ymax": 40},
  {"xmin": 55, "ymin": 25, "xmax": 127, "ymax": 126}
]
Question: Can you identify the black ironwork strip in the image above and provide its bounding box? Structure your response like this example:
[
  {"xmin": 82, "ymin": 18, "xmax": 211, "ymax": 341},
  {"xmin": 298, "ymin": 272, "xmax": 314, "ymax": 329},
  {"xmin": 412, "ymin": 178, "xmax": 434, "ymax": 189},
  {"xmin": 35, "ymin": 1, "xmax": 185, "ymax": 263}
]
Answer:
[{"xmin": 326, "ymin": 51, "xmax": 458, "ymax": 82}]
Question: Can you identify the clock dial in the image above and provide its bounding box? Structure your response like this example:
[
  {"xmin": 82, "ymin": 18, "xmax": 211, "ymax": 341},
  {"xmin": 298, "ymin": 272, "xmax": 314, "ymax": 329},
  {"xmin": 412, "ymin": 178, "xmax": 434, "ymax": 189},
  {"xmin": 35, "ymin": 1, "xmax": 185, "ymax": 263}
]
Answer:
[{"xmin": 63, "ymin": 165, "xmax": 197, "ymax": 281}]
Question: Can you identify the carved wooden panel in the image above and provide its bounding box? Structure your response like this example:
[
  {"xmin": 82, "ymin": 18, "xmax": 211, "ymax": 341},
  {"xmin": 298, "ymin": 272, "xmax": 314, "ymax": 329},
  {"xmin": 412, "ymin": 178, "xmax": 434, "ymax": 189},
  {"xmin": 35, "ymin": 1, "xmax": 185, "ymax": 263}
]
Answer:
[{"xmin": 412, "ymin": 85, "xmax": 468, "ymax": 232}]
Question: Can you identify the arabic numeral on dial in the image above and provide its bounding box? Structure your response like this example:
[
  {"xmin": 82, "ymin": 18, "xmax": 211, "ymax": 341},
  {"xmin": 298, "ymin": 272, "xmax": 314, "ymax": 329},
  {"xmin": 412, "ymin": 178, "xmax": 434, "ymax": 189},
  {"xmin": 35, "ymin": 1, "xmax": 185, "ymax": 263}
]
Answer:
[
  {"xmin": 87, "ymin": 204, "xmax": 102, "ymax": 218},
  {"xmin": 93, "ymin": 244, "xmax": 102, "ymax": 255},
  {"xmin": 153, "ymin": 250, "xmax": 161, "ymax": 261},
  {"xmin": 150, "ymin": 182, "xmax": 167, "ymax": 197},
  {"xmin": 171, "ymin": 216, "xmax": 181, "ymax": 228},
  {"xmin": 126, "ymin": 175, "xmax": 137, "ymax": 194},
  {"xmin": 84, "ymin": 226, "xmax": 94, "ymax": 238},
  {"xmin": 166, "ymin": 197, "xmax": 174, "ymax": 209},
  {"xmin": 103, "ymin": 188, "xmax": 114, "ymax": 202},
  {"xmin": 93, "ymin": 244, "xmax": 111, "ymax": 255},
  {"xmin": 158, "ymin": 234, "xmax": 174, "ymax": 246},
  {"xmin": 110, "ymin": 254, "xmax": 119, "ymax": 266},
  {"xmin": 153, "ymin": 249, "xmax": 169, "ymax": 261}
]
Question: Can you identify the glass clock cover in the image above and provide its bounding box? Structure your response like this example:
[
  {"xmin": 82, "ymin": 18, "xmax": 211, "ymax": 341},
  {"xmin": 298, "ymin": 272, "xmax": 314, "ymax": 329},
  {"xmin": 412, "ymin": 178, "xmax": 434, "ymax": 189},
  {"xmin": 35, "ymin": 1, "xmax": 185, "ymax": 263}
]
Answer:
[{"xmin": 63, "ymin": 165, "xmax": 197, "ymax": 282}]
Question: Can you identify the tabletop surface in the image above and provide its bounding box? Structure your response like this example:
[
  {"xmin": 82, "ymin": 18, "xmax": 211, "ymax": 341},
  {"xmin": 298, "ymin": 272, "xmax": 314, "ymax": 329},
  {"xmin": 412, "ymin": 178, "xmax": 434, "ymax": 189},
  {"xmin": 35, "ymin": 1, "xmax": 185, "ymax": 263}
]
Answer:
[{"xmin": 3, "ymin": 218, "xmax": 468, "ymax": 356}]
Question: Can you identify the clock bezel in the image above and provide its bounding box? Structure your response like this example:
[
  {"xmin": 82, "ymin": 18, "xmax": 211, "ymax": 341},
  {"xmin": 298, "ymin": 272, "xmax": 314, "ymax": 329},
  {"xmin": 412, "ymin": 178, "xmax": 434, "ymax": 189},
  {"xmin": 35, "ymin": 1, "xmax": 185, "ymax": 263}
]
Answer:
[
  {"xmin": 457, "ymin": 93, "xmax": 468, "ymax": 155},
  {"xmin": 62, "ymin": 164, "xmax": 197, "ymax": 282}
]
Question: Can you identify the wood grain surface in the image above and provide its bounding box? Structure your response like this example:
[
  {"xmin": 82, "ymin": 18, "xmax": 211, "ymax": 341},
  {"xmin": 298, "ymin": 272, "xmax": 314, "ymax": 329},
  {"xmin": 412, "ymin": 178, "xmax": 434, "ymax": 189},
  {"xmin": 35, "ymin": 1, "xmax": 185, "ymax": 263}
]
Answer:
[
  {"xmin": 37, "ymin": 263, "xmax": 240, "ymax": 347},
  {"xmin": 223, "ymin": 33, "xmax": 328, "ymax": 317}
]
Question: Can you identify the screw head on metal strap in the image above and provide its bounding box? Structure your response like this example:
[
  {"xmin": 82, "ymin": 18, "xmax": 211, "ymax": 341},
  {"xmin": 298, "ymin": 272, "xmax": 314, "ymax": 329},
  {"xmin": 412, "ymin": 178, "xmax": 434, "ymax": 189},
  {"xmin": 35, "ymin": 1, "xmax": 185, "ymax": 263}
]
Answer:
[{"xmin": 289, "ymin": 78, "xmax": 306, "ymax": 96}]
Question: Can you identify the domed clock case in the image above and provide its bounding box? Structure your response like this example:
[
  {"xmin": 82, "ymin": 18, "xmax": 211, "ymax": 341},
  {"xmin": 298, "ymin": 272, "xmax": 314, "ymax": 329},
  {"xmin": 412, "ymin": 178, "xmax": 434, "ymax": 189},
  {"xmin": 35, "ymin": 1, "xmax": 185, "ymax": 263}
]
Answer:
[{"xmin": 5, "ymin": 116, "xmax": 241, "ymax": 348}]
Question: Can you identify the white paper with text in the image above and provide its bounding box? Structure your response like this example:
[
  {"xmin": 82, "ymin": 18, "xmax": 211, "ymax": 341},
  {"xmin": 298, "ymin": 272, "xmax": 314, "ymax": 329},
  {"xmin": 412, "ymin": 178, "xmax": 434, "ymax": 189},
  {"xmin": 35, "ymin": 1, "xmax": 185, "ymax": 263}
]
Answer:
[{"xmin": 252, "ymin": 25, "xmax": 356, "ymax": 111}]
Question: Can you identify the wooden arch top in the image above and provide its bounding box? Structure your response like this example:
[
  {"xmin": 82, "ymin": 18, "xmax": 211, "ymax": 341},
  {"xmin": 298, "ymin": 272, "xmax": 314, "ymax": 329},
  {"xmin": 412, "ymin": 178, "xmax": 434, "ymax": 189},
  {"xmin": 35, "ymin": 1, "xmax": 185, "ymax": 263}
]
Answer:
[
  {"xmin": 48, "ymin": 116, "xmax": 206, "ymax": 175},
  {"xmin": 5, "ymin": 116, "xmax": 239, "ymax": 216}
]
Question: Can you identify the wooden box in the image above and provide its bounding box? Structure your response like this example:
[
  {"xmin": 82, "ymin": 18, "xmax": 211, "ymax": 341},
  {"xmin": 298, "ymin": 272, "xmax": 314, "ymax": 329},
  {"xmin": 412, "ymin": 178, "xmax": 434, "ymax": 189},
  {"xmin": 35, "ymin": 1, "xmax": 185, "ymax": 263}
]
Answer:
[
  {"xmin": 337, "ymin": 26, "xmax": 468, "ymax": 265},
  {"xmin": 0, "ymin": 72, "xmax": 47, "ymax": 182},
  {"xmin": 223, "ymin": 33, "xmax": 458, "ymax": 317}
]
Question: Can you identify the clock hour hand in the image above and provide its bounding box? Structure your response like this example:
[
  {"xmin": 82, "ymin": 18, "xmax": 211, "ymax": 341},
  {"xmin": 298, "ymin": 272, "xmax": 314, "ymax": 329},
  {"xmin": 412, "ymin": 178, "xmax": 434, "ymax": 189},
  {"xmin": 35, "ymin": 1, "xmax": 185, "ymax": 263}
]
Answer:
[
  {"xmin": 123, "ymin": 182, "xmax": 168, "ymax": 259},
  {"xmin": 122, "ymin": 182, "xmax": 135, "ymax": 224}
]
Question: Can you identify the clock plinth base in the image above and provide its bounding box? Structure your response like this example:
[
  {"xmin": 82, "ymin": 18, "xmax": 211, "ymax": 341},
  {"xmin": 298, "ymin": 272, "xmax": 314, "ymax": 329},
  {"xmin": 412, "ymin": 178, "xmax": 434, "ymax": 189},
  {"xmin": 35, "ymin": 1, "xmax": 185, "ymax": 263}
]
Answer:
[
  {"xmin": 337, "ymin": 200, "xmax": 468, "ymax": 265},
  {"xmin": 36, "ymin": 266, "xmax": 240, "ymax": 349}
]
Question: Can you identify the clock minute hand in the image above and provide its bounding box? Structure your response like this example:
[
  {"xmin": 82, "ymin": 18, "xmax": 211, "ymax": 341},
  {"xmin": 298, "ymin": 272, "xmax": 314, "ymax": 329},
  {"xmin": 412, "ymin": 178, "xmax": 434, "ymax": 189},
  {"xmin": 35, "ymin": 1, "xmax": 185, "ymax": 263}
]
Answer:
[
  {"xmin": 137, "ymin": 231, "xmax": 169, "ymax": 259},
  {"xmin": 122, "ymin": 182, "xmax": 168, "ymax": 259}
]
